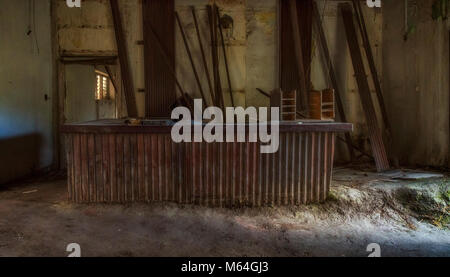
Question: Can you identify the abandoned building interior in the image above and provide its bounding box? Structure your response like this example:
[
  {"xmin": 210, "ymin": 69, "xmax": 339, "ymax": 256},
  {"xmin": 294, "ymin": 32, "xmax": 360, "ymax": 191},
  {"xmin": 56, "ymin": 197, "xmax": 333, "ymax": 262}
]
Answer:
[{"xmin": 0, "ymin": 0, "xmax": 449, "ymax": 257}]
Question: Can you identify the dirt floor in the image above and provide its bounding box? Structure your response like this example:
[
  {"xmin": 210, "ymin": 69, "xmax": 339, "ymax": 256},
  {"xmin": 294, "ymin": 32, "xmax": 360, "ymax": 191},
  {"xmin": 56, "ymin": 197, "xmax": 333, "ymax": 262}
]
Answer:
[{"xmin": 0, "ymin": 166, "xmax": 449, "ymax": 257}]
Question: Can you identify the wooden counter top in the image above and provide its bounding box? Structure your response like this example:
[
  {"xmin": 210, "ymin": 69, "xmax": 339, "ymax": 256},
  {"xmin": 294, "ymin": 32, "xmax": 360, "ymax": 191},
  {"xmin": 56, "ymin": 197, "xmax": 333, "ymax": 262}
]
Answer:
[{"xmin": 61, "ymin": 119, "xmax": 353, "ymax": 134}]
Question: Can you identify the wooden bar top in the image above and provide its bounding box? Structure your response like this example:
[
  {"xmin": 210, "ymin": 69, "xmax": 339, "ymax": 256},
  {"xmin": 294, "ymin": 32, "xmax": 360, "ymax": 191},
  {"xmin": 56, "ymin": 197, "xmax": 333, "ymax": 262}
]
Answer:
[{"xmin": 61, "ymin": 119, "xmax": 353, "ymax": 134}]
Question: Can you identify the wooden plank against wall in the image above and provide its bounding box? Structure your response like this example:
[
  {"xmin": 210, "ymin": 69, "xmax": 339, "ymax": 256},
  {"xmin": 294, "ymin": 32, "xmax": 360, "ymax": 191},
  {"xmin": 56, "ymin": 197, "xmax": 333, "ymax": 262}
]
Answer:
[
  {"xmin": 353, "ymin": 0, "xmax": 392, "ymax": 137},
  {"xmin": 207, "ymin": 5, "xmax": 225, "ymax": 109},
  {"xmin": 109, "ymin": 0, "xmax": 138, "ymax": 118},
  {"xmin": 340, "ymin": 3, "xmax": 390, "ymax": 172},
  {"xmin": 288, "ymin": 0, "xmax": 309, "ymax": 113},
  {"xmin": 312, "ymin": 1, "xmax": 355, "ymax": 160},
  {"xmin": 280, "ymin": 0, "xmax": 312, "ymax": 114},
  {"xmin": 143, "ymin": 0, "xmax": 176, "ymax": 118}
]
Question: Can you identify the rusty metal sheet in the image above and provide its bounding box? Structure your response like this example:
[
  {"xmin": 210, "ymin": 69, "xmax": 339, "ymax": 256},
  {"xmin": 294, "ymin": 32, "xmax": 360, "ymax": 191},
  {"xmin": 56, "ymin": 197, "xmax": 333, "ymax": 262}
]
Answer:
[{"xmin": 66, "ymin": 130, "xmax": 337, "ymax": 206}]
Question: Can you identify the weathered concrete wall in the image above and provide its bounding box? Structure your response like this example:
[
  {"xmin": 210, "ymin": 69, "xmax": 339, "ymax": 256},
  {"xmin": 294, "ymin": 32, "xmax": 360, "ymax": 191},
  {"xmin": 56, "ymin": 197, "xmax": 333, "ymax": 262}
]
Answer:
[
  {"xmin": 0, "ymin": 0, "xmax": 54, "ymax": 184},
  {"xmin": 383, "ymin": 0, "xmax": 449, "ymax": 166}
]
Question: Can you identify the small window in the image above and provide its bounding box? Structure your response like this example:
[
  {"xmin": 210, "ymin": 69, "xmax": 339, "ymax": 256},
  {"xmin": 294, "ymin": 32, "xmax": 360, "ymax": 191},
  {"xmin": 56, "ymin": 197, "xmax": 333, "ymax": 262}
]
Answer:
[{"xmin": 95, "ymin": 71, "xmax": 110, "ymax": 100}]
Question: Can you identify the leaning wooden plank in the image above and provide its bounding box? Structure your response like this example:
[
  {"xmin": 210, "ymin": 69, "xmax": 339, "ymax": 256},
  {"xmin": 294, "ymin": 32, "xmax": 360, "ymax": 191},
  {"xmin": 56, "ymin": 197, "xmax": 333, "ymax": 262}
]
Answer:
[
  {"xmin": 216, "ymin": 5, "xmax": 235, "ymax": 107},
  {"xmin": 191, "ymin": 6, "xmax": 216, "ymax": 106},
  {"xmin": 207, "ymin": 5, "xmax": 225, "ymax": 109},
  {"xmin": 340, "ymin": 3, "xmax": 390, "ymax": 172},
  {"xmin": 104, "ymin": 65, "xmax": 119, "ymax": 95},
  {"xmin": 280, "ymin": 0, "xmax": 312, "ymax": 114},
  {"xmin": 312, "ymin": 1, "xmax": 355, "ymax": 160},
  {"xmin": 109, "ymin": 0, "xmax": 138, "ymax": 118},
  {"xmin": 352, "ymin": 0, "xmax": 393, "ymax": 141},
  {"xmin": 288, "ymin": 0, "xmax": 309, "ymax": 114},
  {"xmin": 175, "ymin": 12, "xmax": 208, "ymax": 105}
]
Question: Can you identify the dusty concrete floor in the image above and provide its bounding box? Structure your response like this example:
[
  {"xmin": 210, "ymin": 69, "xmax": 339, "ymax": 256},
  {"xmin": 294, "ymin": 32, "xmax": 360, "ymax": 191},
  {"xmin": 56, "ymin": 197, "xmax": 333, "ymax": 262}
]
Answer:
[{"xmin": 0, "ymin": 168, "xmax": 449, "ymax": 257}]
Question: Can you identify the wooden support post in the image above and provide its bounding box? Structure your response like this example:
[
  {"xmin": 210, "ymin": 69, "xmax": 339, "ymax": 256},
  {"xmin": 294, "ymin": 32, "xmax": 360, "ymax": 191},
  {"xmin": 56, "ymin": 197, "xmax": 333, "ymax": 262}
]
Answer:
[
  {"xmin": 312, "ymin": 1, "xmax": 355, "ymax": 160},
  {"xmin": 340, "ymin": 3, "xmax": 390, "ymax": 172},
  {"xmin": 109, "ymin": 0, "xmax": 138, "ymax": 118}
]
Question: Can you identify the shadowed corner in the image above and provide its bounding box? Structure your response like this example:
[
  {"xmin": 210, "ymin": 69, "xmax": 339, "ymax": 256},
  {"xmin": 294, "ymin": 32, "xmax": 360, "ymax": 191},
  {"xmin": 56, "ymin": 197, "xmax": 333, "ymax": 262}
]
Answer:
[{"xmin": 0, "ymin": 134, "xmax": 42, "ymax": 186}]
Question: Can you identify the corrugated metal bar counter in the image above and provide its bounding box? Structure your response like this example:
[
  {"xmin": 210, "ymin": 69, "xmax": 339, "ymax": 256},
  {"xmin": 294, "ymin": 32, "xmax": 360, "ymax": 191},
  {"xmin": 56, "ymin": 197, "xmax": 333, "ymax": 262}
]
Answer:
[{"xmin": 61, "ymin": 120, "xmax": 352, "ymax": 206}]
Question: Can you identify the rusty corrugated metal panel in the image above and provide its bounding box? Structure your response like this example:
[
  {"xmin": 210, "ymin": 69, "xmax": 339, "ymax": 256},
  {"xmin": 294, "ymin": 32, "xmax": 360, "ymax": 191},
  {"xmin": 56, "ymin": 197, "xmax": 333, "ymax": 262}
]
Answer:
[
  {"xmin": 143, "ymin": 0, "xmax": 176, "ymax": 118},
  {"xmin": 66, "ymin": 131, "xmax": 336, "ymax": 206}
]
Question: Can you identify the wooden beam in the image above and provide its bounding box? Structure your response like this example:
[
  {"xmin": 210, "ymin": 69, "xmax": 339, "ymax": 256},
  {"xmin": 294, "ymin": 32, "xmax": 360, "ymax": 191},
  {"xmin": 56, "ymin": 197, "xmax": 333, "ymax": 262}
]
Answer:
[
  {"xmin": 60, "ymin": 56, "xmax": 118, "ymax": 65},
  {"xmin": 105, "ymin": 65, "xmax": 119, "ymax": 94},
  {"xmin": 312, "ymin": 1, "xmax": 355, "ymax": 160},
  {"xmin": 340, "ymin": 3, "xmax": 390, "ymax": 172},
  {"xmin": 109, "ymin": 0, "xmax": 138, "ymax": 118}
]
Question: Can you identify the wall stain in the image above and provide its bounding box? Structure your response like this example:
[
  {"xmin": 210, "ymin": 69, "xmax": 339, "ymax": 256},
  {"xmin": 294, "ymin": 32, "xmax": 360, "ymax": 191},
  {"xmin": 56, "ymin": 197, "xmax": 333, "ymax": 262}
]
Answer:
[{"xmin": 254, "ymin": 11, "xmax": 275, "ymax": 36}]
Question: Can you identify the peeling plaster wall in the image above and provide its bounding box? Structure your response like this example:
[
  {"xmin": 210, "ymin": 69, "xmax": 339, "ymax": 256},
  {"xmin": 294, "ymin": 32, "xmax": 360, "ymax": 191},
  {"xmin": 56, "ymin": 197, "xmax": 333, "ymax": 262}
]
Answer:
[
  {"xmin": 0, "ymin": 0, "xmax": 53, "ymax": 184},
  {"xmin": 383, "ymin": 0, "xmax": 449, "ymax": 167}
]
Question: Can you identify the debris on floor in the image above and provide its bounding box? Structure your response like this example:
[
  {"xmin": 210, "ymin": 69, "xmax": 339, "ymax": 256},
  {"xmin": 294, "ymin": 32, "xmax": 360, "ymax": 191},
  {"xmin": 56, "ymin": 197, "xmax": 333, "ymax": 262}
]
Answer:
[
  {"xmin": 0, "ymin": 167, "xmax": 448, "ymax": 257},
  {"xmin": 380, "ymin": 170, "xmax": 445, "ymax": 181}
]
